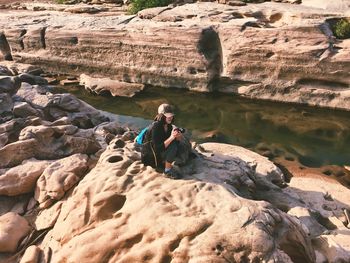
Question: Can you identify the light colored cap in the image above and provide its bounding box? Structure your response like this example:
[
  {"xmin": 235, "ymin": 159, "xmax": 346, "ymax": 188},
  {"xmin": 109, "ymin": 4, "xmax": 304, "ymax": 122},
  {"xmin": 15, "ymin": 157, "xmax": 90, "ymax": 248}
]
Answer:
[{"xmin": 158, "ymin": 103, "xmax": 174, "ymax": 118}]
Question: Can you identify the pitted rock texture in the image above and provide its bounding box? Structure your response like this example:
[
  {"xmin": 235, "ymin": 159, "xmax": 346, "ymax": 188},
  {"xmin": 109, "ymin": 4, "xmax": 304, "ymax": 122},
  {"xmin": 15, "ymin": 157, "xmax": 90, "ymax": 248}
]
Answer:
[
  {"xmin": 0, "ymin": 2, "xmax": 349, "ymax": 109},
  {"xmin": 38, "ymin": 139, "xmax": 315, "ymax": 263}
]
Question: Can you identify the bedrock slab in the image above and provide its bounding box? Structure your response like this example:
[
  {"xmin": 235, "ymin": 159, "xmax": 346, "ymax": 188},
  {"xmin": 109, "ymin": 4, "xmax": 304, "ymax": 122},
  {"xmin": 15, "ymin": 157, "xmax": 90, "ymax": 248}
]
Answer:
[{"xmin": 0, "ymin": 2, "xmax": 349, "ymax": 109}]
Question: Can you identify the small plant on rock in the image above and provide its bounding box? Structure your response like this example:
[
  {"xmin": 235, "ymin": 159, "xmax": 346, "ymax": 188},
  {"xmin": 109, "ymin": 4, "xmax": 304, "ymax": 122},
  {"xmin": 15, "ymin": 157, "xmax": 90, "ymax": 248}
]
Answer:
[
  {"xmin": 128, "ymin": 0, "xmax": 173, "ymax": 14},
  {"xmin": 333, "ymin": 18, "xmax": 350, "ymax": 39}
]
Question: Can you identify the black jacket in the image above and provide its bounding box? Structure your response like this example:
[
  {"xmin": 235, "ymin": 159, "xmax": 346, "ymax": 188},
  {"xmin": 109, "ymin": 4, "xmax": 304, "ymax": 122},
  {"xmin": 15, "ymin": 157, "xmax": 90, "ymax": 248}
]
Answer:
[{"xmin": 141, "ymin": 121, "xmax": 172, "ymax": 168}]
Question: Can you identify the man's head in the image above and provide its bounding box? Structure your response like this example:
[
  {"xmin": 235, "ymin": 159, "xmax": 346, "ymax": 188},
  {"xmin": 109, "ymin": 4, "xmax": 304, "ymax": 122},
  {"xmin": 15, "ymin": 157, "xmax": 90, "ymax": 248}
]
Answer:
[{"xmin": 158, "ymin": 103, "xmax": 174, "ymax": 118}]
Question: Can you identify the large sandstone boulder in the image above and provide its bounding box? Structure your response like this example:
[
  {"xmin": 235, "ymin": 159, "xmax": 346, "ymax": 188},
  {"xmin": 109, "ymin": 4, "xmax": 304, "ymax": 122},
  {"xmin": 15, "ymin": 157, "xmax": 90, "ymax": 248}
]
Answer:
[
  {"xmin": 35, "ymin": 154, "xmax": 90, "ymax": 208},
  {"xmin": 0, "ymin": 159, "xmax": 52, "ymax": 196},
  {"xmin": 38, "ymin": 139, "xmax": 315, "ymax": 262},
  {"xmin": 199, "ymin": 143, "xmax": 285, "ymax": 186},
  {"xmin": 80, "ymin": 73, "xmax": 145, "ymax": 97},
  {"xmin": 16, "ymin": 83, "xmax": 51, "ymax": 109},
  {"xmin": 0, "ymin": 212, "xmax": 30, "ymax": 253},
  {"xmin": 16, "ymin": 83, "xmax": 109, "ymax": 127},
  {"xmin": 0, "ymin": 124, "xmax": 101, "ymax": 168},
  {"xmin": 0, "ymin": 116, "xmax": 49, "ymax": 147}
]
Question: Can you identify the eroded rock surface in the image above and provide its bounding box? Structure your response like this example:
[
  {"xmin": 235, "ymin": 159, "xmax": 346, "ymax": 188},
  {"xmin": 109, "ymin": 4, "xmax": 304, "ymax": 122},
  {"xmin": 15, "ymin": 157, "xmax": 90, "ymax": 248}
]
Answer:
[
  {"xmin": 80, "ymin": 73, "xmax": 145, "ymax": 97},
  {"xmin": 0, "ymin": 124, "xmax": 101, "ymax": 168},
  {"xmin": 0, "ymin": 1, "xmax": 349, "ymax": 109},
  {"xmin": 0, "ymin": 159, "xmax": 52, "ymax": 196},
  {"xmin": 34, "ymin": 154, "xmax": 90, "ymax": 208},
  {"xmin": 38, "ymin": 139, "xmax": 315, "ymax": 263},
  {"xmin": 0, "ymin": 64, "xmax": 349, "ymax": 262},
  {"xmin": 19, "ymin": 245, "xmax": 41, "ymax": 263}
]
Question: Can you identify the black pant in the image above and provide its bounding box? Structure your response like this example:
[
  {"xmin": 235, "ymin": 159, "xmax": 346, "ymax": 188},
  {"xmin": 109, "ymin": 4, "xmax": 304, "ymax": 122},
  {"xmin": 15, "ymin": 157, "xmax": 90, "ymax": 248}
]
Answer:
[{"xmin": 162, "ymin": 141, "xmax": 178, "ymax": 163}]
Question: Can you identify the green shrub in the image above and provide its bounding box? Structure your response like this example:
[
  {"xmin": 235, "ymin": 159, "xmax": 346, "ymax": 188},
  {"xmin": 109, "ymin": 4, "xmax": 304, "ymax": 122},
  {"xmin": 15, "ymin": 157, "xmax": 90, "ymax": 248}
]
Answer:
[
  {"xmin": 128, "ymin": 0, "xmax": 173, "ymax": 14},
  {"xmin": 333, "ymin": 18, "xmax": 350, "ymax": 39},
  {"xmin": 56, "ymin": 0, "xmax": 67, "ymax": 3}
]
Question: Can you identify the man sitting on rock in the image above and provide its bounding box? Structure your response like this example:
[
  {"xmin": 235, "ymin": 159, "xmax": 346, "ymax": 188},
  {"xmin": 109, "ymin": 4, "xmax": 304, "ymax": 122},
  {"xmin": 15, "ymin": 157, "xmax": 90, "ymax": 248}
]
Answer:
[{"xmin": 141, "ymin": 103, "xmax": 190, "ymax": 179}]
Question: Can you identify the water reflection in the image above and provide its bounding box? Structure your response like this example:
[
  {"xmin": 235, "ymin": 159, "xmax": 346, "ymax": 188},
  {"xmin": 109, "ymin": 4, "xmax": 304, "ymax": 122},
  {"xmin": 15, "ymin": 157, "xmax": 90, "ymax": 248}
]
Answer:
[{"xmin": 56, "ymin": 85, "xmax": 350, "ymax": 169}]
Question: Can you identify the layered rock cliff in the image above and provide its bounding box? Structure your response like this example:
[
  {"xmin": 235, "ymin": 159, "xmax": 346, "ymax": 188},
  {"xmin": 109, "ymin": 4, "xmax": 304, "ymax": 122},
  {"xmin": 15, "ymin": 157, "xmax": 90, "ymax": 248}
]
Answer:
[{"xmin": 0, "ymin": 1, "xmax": 349, "ymax": 109}]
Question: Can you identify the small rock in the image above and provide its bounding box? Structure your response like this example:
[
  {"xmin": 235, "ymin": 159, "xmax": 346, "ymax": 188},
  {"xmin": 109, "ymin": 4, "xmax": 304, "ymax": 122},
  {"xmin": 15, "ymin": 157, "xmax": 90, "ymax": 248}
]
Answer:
[
  {"xmin": 13, "ymin": 102, "xmax": 42, "ymax": 118},
  {"xmin": 217, "ymin": 0, "xmax": 247, "ymax": 6},
  {"xmin": 19, "ymin": 73, "xmax": 48, "ymax": 86},
  {"xmin": 138, "ymin": 6, "xmax": 172, "ymax": 19},
  {"xmin": 60, "ymin": 79, "xmax": 80, "ymax": 86},
  {"xmin": 0, "ymin": 65, "xmax": 13, "ymax": 76},
  {"xmin": 0, "ymin": 212, "xmax": 31, "ymax": 253},
  {"xmin": 67, "ymin": 75, "xmax": 77, "ymax": 81},
  {"xmin": 34, "ymin": 201, "xmax": 62, "ymax": 231},
  {"xmin": 80, "ymin": 74, "xmax": 144, "ymax": 97},
  {"xmin": 0, "ymin": 93, "xmax": 13, "ymax": 115},
  {"xmin": 0, "ymin": 76, "xmax": 21, "ymax": 95},
  {"xmin": 45, "ymin": 77, "xmax": 59, "ymax": 85},
  {"xmin": 20, "ymin": 245, "xmax": 41, "ymax": 263},
  {"xmin": 33, "ymin": 6, "xmax": 46, "ymax": 11},
  {"xmin": 64, "ymin": 6, "xmax": 108, "ymax": 14}
]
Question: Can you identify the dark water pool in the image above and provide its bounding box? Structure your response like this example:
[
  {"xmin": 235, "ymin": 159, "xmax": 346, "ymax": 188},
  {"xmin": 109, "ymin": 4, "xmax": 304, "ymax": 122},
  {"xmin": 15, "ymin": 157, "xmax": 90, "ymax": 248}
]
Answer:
[{"xmin": 56, "ymin": 85, "xmax": 350, "ymax": 169}]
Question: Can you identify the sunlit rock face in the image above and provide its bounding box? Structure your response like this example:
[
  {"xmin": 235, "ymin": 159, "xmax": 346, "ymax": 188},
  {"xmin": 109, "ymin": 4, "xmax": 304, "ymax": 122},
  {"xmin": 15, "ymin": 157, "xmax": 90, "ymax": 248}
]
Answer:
[
  {"xmin": 0, "ymin": 212, "xmax": 30, "ymax": 253},
  {"xmin": 0, "ymin": 63, "xmax": 349, "ymax": 263},
  {"xmin": 0, "ymin": 2, "xmax": 349, "ymax": 109},
  {"xmin": 37, "ymin": 139, "xmax": 315, "ymax": 263}
]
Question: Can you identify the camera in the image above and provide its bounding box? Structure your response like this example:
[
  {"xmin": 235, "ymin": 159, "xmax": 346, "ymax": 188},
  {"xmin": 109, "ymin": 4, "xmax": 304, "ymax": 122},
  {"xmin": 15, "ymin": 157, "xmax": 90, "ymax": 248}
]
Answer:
[{"xmin": 174, "ymin": 127, "xmax": 185, "ymax": 133}]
